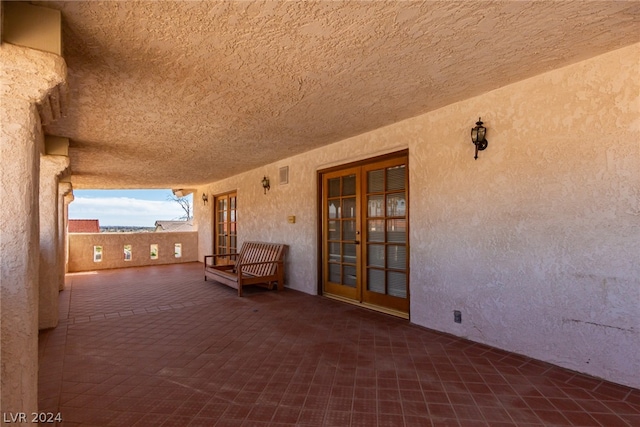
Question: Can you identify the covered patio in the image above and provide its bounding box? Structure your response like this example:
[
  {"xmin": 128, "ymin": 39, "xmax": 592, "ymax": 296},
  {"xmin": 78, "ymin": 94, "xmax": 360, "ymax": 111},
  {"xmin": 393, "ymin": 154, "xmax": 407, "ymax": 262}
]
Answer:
[
  {"xmin": 38, "ymin": 263, "xmax": 639, "ymax": 426},
  {"xmin": 3, "ymin": 1, "xmax": 639, "ymax": 422}
]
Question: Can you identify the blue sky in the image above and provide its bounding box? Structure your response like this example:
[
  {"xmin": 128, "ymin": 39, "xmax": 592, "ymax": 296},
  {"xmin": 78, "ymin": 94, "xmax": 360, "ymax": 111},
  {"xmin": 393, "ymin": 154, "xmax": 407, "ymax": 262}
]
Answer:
[{"xmin": 69, "ymin": 189, "xmax": 192, "ymax": 227}]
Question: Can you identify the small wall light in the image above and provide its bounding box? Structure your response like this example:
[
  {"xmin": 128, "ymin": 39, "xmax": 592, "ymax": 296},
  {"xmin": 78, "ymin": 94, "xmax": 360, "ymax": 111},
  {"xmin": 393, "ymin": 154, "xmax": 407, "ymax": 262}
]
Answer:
[
  {"xmin": 471, "ymin": 117, "xmax": 488, "ymax": 160},
  {"xmin": 201, "ymin": 193, "xmax": 208, "ymax": 205},
  {"xmin": 261, "ymin": 176, "xmax": 270, "ymax": 194}
]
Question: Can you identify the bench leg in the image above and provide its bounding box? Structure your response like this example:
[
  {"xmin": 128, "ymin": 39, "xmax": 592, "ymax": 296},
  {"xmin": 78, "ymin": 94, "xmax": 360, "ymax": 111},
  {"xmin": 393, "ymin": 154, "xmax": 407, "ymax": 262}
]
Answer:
[{"xmin": 277, "ymin": 268, "xmax": 284, "ymax": 291}]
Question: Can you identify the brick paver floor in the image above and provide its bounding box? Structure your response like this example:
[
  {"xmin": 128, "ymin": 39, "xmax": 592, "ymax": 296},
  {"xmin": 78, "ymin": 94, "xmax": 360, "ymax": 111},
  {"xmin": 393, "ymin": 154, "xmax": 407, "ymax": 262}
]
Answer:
[{"xmin": 38, "ymin": 262, "xmax": 639, "ymax": 426}]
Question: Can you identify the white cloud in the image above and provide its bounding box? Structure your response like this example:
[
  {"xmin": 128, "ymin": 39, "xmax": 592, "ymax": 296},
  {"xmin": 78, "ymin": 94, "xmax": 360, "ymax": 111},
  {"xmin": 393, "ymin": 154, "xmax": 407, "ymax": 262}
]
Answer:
[{"xmin": 69, "ymin": 197, "xmax": 188, "ymax": 227}]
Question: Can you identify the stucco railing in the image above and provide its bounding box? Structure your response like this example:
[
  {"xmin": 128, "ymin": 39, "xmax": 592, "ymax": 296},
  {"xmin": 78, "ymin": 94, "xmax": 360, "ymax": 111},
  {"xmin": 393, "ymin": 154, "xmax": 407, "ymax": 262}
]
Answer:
[{"xmin": 68, "ymin": 231, "xmax": 198, "ymax": 272}]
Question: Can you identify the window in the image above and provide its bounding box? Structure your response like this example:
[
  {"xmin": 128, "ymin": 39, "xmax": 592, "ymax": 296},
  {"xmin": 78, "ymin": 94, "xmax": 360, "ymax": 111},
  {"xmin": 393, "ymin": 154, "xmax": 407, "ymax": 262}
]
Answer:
[
  {"xmin": 124, "ymin": 245, "xmax": 132, "ymax": 261},
  {"xmin": 93, "ymin": 246, "xmax": 103, "ymax": 262},
  {"xmin": 150, "ymin": 244, "xmax": 158, "ymax": 260}
]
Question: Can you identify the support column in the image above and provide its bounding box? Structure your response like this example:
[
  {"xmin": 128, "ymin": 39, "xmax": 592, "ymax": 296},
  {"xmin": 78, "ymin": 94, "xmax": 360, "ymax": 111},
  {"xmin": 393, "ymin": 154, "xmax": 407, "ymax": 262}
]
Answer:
[
  {"xmin": 63, "ymin": 192, "xmax": 74, "ymax": 274},
  {"xmin": 58, "ymin": 182, "xmax": 73, "ymax": 289},
  {"xmin": 39, "ymin": 155, "xmax": 69, "ymax": 329},
  {"xmin": 0, "ymin": 43, "xmax": 66, "ymax": 420}
]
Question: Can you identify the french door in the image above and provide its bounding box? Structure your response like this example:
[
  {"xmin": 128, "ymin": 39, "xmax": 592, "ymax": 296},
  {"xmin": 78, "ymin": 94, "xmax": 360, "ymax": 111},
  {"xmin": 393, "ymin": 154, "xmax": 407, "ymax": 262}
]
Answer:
[
  {"xmin": 322, "ymin": 155, "xmax": 409, "ymax": 316},
  {"xmin": 213, "ymin": 192, "xmax": 237, "ymax": 264}
]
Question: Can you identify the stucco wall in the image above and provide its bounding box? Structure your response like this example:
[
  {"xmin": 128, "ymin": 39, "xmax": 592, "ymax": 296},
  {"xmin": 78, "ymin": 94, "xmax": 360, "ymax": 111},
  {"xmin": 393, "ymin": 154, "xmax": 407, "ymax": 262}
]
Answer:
[
  {"xmin": 1, "ymin": 42, "xmax": 67, "ymax": 418},
  {"xmin": 408, "ymin": 44, "xmax": 639, "ymax": 388},
  {"xmin": 195, "ymin": 43, "xmax": 639, "ymax": 388},
  {"xmin": 69, "ymin": 232, "xmax": 198, "ymax": 272}
]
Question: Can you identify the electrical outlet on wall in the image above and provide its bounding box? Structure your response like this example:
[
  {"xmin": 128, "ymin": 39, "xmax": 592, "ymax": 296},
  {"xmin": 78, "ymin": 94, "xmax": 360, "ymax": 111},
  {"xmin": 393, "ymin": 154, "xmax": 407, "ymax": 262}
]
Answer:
[{"xmin": 454, "ymin": 310, "xmax": 462, "ymax": 323}]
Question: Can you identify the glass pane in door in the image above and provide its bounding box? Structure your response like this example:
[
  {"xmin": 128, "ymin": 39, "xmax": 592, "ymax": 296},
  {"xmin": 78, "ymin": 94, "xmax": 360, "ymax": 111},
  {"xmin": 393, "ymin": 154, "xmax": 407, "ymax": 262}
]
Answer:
[
  {"xmin": 343, "ymin": 198, "xmax": 356, "ymax": 218},
  {"xmin": 386, "ymin": 245, "xmax": 406, "ymax": 270},
  {"xmin": 367, "ymin": 245, "xmax": 385, "ymax": 268},
  {"xmin": 368, "ymin": 196, "xmax": 384, "ymax": 217},
  {"xmin": 386, "ymin": 219, "xmax": 406, "ymax": 243},
  {"xmin": 386, "ymin": 193, "xmax": 406, "ymax": 217},
  {"xmin": 368, "ymin": 220, "xmax": 384, "ymax": 242},
  {"xmin": 386, "ymin": 165, "xmax": 405, "ymax": 190},
  {"xmin": 329, "ymin": 221, "xmax": 340, "ymax": 240},
  {"xmin": 367, "ymin": 269, "xmax": 385, "ymax": 293},
  {"xmin": 342, "ymin": 175, "xmax": 356, "ymax": 195},
  {"xmin": 329, "ymin": 242, "xmax": 340, "ymax": 262},
  {"xmin": 329, "ymin": 178, "xmax": 340, "ymax": 198},
  {"xmin": 329, "ymin": 264, "xmax": 341, "ymax": 283},
  {"xmin": 343, "ymin": 265, "xmax": 357, "ymax": 287},
  {"xmin": 387, "ymin": 272, "xmax": 407, "ymax": 298},
  {"xmin": 342, "ymin": 243, "xmax": 356, "ymax": 264},
  {"xmin": 368, "ymin": 169, "xmax": 384, "ymax": 193},
  {"xmin": 343, "ymin": 220, "xmax": 356, "ymax": 240},
  {"xmin": 328, "ymin": 200, "xmax": 340, "ymax": 219}
]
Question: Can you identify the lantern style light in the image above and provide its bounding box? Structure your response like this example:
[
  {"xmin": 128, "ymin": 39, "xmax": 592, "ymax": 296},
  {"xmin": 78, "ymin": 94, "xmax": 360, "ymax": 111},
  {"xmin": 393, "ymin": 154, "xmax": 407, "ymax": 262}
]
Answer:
[
  {"xmin": 471, "ymin": 117, "xmax": 488, "ymax": 160},
  {"xmin": 261, "ymin": 176, "xmax": 270, "ymax": 194},
  {"xmin": 201, "ymin": 193, "xmax": 208, "ymax": 205}
]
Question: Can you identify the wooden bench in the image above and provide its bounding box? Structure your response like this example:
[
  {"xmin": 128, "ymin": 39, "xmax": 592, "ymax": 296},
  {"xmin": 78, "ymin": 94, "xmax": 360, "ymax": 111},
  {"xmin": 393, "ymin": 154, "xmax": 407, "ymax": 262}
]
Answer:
[{"xmin": 204, "ymin": 242, "xmax": 287, "ymax": 296}]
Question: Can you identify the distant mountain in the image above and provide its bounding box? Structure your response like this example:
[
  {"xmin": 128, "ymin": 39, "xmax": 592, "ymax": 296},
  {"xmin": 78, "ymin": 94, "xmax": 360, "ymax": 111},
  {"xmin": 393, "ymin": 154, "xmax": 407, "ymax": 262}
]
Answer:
[{"xmin": 99, "ymin": 226, "xmax": 155, "ymax": 233}]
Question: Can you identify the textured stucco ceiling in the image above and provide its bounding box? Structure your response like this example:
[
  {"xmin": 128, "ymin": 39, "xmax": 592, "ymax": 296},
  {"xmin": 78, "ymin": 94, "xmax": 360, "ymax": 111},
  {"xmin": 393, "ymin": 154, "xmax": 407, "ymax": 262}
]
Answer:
[{"xmin": 35, "ymin": 0, "xmax": 639, "ymax": 189}]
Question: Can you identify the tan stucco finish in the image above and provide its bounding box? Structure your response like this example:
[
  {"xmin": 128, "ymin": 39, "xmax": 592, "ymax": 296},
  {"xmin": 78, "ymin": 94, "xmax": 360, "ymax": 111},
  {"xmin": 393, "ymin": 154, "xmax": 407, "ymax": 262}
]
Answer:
[
  {"xmin": 196, "ymin": 43, "xmax": 640, "ymax": 388},
  {"xmin": 2, "ymin": 2, "xmax": 63, "ymax": 55},
  {"xmin": 1, "ymin": 42, "xmax": 67, "ymax": 420},
  {"xmin": 34, "ymin": 0, "xmax": 640, "ymax": 189},
  {"xmin": 0, "ymin": 2, "xmax": 637, "ymax": 408},
  {"xmin": 68, "ymin": 231, "xmax": 198, "ymax": 272},
  {"xmin": 58, "ymin": 182, "xmax": 73, "ymax": 290},
  {"xmin": 38, "ymin": 155, "xmax": 69, "ymax": 330}
]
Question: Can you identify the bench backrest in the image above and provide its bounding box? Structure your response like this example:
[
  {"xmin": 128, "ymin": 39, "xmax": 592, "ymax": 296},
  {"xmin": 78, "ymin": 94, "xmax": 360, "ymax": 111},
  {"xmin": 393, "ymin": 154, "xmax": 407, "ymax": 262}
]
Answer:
[{"xmin": 237, "ymin": 242, "xmax": 286, "ymax": 276}]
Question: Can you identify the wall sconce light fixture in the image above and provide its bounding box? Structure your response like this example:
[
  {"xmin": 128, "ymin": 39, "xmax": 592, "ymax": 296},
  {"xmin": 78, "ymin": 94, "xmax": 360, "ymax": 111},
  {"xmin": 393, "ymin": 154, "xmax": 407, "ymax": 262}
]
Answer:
[
  {"xmin": 471, "ymin": 117, "xmax": 488, "ymax": 160},
  {"xmin": 261, "ymin": 176, "xmax": 270, "ymax": 194},
  {"xmin": 201, "ymin": 193, "xmax": 208, "ymax": 205}
]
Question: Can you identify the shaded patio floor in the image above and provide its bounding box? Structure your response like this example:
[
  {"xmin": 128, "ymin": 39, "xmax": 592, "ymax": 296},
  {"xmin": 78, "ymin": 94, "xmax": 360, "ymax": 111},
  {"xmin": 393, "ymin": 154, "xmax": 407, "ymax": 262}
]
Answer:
[{"xmin": 39, "ymin": 262, "xmax": 639, "ymax": 426}]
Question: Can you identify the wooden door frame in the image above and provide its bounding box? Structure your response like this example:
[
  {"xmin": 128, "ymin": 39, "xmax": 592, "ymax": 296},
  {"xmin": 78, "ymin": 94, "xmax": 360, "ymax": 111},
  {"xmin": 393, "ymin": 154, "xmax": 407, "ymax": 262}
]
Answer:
[
  {"xmin": 321, "ymin": 166, "xmax": 362, "ymax": 301},
  {"xmin": 316, "ymin": 149, "xmax": 409, "ymax": 303},
  {"xmin": 212, "ymin": 190, "xmax": 237, "ymax": 260},
  {"xmin": 360, "ymin": 156, "xmax": 410, "ymax": 313}
]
